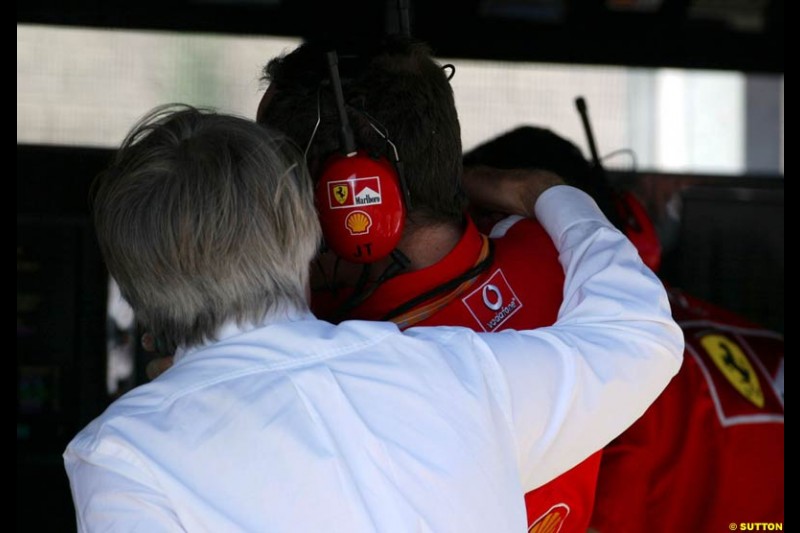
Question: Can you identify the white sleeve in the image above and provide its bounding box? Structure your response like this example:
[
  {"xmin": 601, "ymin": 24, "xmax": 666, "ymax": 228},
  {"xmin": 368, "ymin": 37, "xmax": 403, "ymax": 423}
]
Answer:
[
  {"xmin": 64, "ymin": 445, "xmax": 184, "ymax": 533},
  {"xmin": 477, "ymin": 185, "xmax": 684, "ymax": 492}
]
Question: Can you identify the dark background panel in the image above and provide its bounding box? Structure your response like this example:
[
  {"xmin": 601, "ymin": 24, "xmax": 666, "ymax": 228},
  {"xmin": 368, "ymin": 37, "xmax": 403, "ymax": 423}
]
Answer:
[
  {"xmin": 665, "ymin": 184, "xmax": 784, "ymax": 332},
  {"xmin": 17, "ymin": 0, "xmax": 784, "ymax": 73},
  {"xmin": 619, "ymin": 171, "xmax": 784, "ymax": 333},
  {"xmin": 17, "ymin": 146, "xmax": 112, "ymax": 533}
]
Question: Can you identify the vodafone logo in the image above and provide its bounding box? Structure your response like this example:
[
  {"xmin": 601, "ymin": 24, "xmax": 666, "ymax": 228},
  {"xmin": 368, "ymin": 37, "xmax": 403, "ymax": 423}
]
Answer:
[
  {"xmin": 463, "ymin": 269, "xmax": 523, "ymax": 332},
  {"xmin": 482, "ymin": 285, "xmax": 503, "ymax": 311}
]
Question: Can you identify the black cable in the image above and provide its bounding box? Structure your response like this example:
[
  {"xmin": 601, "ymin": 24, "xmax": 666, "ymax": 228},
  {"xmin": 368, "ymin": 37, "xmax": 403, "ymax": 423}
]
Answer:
[
  {"xmin": 351, "ymin": 106, "xmax": 412, "ymax": 210},
  {"xmin": 601, "ymin": 148, "xmax": 638, "ymax": 172},
  {"xmin": 574, "ymin": 96, "xmax": 625, "ymax": 231},
  {"xmin": 326, "ymin": 50, "xmax": 357, "ymax": 155},
  {"xmin": 330, "ymin": 251, "xmax": 411, "ymax": 322},
  {"xmin": 381, "ymin": 240, "xmax": 495, "ymax": 322},
  {"xmin": 397, "ymin": 0, "xmax": 411, "ymax": 36},
  {"xmin": 313, "ymin": 257, "xmax": 336, "ymax": 294},
  {"xmin": 575, "ymin": 97, "xmax": 602, "ymax": 168}
]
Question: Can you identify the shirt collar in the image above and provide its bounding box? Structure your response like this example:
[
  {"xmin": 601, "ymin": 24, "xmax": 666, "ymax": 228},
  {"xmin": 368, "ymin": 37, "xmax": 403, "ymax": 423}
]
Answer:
[
  {"xmin": 173, "ymin": 305, "xmax": 314, "ymax": 363},
  {"xmin": 348, "ymin": 216, "xmax": 484, "ymax": 320}
]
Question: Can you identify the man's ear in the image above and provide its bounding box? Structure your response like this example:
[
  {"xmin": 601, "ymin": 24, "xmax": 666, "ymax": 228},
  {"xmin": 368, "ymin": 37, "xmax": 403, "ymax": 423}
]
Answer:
[
  {"xmin": 255, "ymin": 85, "xmax": 277, "ymax": 125},
  {"xmin": 145, "ymin": 356, "xmax": 174, "ymax": 381}
]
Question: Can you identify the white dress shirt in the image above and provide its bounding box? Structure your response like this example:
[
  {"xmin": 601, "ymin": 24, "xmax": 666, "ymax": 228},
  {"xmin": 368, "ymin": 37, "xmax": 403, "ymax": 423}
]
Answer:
[{"xmin": 64, "ymin": 186, "xmax": 683, "ymax": 532}]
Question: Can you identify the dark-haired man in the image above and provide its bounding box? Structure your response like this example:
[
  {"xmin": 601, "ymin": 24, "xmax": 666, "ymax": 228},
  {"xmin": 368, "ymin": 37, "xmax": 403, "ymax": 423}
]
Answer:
[
  {"xmin": 256, "ymin": 35, "xmax": 611, "ymax": 532},
  {"xmin": 463, "ymin": 124, "xmax": 784, "ymax": 533}
]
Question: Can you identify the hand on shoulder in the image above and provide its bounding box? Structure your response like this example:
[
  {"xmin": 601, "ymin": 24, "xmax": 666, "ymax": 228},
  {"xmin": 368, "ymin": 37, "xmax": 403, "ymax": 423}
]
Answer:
[{"xmin": 462, "ymin": 166, "xmax": 565, "ymax": 219}]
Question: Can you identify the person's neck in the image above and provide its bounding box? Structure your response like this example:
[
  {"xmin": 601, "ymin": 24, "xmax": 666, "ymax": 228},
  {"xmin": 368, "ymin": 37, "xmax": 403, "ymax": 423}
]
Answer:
[
  {"xmin": 311, "ymin": 219, "xmax": 464, "ymax": 290},
  {"xmin": 396, "ymin": 220, "xmax": 464, "ymax": 271}
]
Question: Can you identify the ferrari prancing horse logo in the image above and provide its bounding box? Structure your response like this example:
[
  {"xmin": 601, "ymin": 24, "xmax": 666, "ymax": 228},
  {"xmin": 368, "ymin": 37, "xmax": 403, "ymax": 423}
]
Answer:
[
  {"xmin": 700, "ymin": 333, "xmax": 764, "ymax": 408},
  {"xmin": 333, "ymin": 185, "xmax": 349, "ymax": 205}
]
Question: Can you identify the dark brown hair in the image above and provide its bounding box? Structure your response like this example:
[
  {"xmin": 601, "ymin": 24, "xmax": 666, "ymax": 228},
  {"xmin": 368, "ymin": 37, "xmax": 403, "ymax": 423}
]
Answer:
[{"xmin": 259, "ymin": 35, "xmax": 467, "ymax": 226}]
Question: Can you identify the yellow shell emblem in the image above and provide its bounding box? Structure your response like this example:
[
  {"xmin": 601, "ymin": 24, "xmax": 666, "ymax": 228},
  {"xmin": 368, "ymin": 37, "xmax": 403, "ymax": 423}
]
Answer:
[
  {"xmin": 528, "ymin": 504, "xmax": 569, "ymax": 533},
  {"xmin": 700, "ymin": 333, "xmax": 764, "ymax": 408},
  {"xmin": 345, "ymin": 211, "xmax": 372, "ymax": 235}
]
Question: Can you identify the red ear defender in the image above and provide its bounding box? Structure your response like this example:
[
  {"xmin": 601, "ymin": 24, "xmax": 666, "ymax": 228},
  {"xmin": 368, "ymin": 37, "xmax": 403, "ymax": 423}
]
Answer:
[
  {"xmin": 616, "ymin": 191, "xmax": 662, "ymax": 273},
  {"xmin": 315, "ymin": 150, "xmax": 406, "ymax": 263}
]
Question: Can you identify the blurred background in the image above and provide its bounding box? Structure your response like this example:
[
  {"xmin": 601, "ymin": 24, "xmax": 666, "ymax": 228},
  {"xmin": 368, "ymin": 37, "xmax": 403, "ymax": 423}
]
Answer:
[{"xmin": 17, "ymin": 0, "xmax": 783, "ymax": 530}]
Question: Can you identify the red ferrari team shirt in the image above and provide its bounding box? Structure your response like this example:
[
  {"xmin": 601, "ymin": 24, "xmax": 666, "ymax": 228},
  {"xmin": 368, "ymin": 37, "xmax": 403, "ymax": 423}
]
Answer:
[
  {"xmin": 590, "ymin": 287, "xmax": 784, "ymax": 532},
  {"xmin": 313, "ymin": 215, "xmax": 601, "ymax": 533}
]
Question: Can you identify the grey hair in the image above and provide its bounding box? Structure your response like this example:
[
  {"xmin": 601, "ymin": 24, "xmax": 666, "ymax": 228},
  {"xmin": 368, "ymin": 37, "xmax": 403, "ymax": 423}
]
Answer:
[{"xmin": 92, "ymin": 104, "xmax": 322, "ymax": 351}]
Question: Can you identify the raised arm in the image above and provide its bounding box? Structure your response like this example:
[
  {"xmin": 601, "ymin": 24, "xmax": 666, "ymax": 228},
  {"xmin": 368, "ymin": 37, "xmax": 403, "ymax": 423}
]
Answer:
[{"xmin": 475, "ymin": 184, "xmax": 683, "ymax": 491}]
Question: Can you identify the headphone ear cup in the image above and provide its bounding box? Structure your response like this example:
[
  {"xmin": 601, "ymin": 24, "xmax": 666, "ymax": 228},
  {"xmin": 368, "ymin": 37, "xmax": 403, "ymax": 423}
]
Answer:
[
  {"xmin": 315, "ymin": 150, "xmax": 406, "ymax": 263},
  {"xmin": 616, "ymin": 191, "xmax": 662, "ymax": 273}
]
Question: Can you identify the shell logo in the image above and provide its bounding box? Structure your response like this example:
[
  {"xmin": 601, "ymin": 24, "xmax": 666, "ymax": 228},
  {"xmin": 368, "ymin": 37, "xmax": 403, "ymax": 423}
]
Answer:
[
  {"xmin": 528, "ymin": 503, "xmax": 570, "ymax": 533},
  {"xmin": 345, "ymin": 210, "xmax": 372, "ymax": 235}
]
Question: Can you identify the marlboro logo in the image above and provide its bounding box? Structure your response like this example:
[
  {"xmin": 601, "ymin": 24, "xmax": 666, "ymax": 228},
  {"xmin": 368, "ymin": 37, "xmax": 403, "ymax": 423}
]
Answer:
[{"xmin": 327, "ymin": 176, "xmax": 382, "ymax": 209}]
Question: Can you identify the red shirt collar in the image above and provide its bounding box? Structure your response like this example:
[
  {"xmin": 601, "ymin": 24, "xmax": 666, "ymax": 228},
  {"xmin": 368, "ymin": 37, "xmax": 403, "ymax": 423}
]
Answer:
[{"xmin": 313, "ymin": 217, "xmax": 485, "ymax": 321}]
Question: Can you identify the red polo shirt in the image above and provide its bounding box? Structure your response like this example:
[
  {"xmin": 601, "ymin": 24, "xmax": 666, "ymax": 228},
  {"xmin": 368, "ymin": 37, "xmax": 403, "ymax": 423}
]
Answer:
[{"xmin": 590, "ymin": 286, "xmax": 784, "ymax": 532}]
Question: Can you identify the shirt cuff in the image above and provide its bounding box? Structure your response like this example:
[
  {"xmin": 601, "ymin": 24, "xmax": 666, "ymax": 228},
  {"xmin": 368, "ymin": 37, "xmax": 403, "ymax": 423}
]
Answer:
[{"xmin": 534, "ymin": 185, "xmax": 608, "ymax": 239}]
